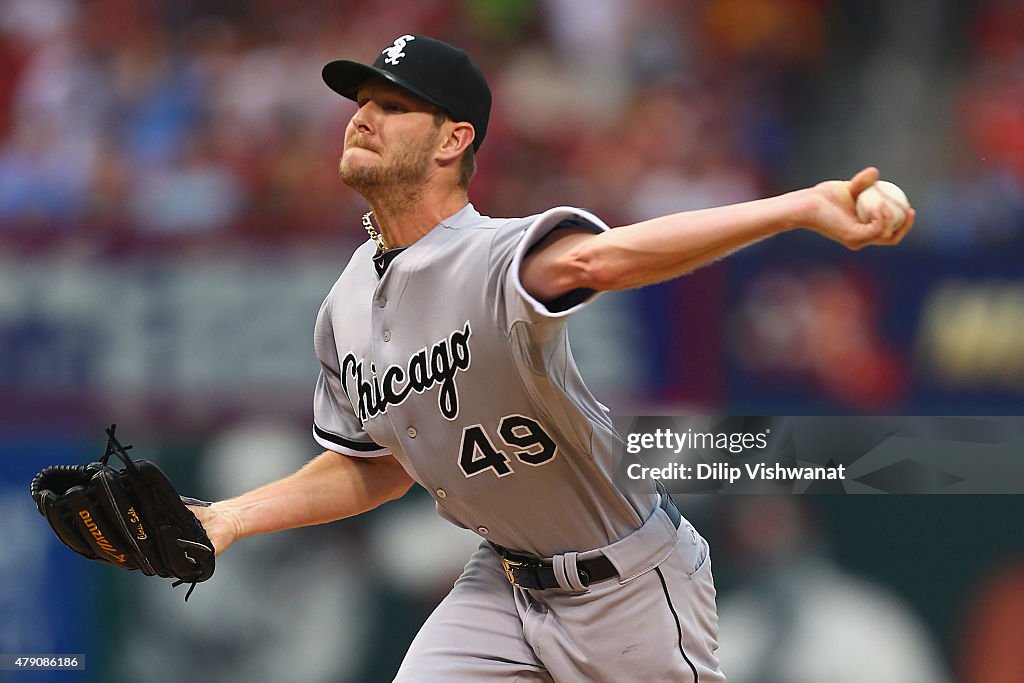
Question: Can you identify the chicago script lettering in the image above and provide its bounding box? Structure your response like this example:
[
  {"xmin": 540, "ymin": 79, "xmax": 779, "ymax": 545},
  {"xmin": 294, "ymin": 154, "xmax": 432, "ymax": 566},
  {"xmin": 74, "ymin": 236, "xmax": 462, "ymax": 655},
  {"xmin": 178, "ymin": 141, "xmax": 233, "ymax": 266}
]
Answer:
[{"xmin": 342, "ymin": 321, "xmax": 472, "ymax": 421}]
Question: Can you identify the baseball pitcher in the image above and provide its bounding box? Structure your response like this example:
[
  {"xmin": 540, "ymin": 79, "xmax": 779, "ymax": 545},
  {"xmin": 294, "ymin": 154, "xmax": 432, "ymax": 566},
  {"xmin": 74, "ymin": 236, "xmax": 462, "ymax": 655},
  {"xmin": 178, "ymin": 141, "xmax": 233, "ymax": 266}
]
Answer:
[{"xmin": 190, "ymin": 34, "xmax": 914, "ymax": 682}]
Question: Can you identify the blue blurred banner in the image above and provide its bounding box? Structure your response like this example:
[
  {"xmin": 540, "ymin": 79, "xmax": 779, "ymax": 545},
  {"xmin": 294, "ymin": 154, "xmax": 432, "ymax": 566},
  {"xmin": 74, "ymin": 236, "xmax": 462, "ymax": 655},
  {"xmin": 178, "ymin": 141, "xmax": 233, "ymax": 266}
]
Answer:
[
  {"xmin": 1, "ymin": 436, "xmax": 96, "ymax": 683},
  {"xmin": 1, "ymin": 244, "xmax": 1022, "ymax": 421},
  {"xmin": 724, "ymin": 244, "xmax": 1024, "ymax": 414}
]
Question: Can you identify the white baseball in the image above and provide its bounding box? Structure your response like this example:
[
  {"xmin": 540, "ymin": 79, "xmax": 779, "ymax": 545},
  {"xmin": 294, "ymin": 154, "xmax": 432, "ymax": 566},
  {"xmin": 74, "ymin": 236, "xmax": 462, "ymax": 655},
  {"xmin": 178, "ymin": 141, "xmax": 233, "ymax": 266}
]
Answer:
[{"xmin": 855, "ymin": 180, "xmax": 910, "ymax": 230}]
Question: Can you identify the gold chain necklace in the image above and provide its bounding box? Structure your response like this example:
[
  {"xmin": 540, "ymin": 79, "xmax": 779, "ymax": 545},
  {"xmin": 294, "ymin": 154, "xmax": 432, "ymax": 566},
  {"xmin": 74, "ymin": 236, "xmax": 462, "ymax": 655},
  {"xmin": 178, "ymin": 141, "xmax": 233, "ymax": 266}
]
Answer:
[{"xmin": 362, "ymin": 211, "xmax": 389, "ymax": 252}]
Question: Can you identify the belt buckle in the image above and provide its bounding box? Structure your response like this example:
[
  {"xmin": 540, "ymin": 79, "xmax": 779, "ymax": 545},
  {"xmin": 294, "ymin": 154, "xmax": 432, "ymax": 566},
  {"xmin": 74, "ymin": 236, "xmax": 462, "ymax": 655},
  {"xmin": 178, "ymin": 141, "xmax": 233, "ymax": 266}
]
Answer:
[{"xmin": 501, "ymin": 556, "xmax": 525, "ymax": 584}]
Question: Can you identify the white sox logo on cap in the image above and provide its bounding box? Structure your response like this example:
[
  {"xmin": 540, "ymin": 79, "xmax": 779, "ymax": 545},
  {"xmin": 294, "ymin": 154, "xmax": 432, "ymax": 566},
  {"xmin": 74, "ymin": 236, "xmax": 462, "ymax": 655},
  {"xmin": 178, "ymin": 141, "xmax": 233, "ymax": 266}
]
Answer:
[
  {"xmin": 382, "ymin": 34, "xmax": 416, "ymax": 65},
  {"xmin": 323, "ymin": 33, "xmax": 492, "ymax": 151}
]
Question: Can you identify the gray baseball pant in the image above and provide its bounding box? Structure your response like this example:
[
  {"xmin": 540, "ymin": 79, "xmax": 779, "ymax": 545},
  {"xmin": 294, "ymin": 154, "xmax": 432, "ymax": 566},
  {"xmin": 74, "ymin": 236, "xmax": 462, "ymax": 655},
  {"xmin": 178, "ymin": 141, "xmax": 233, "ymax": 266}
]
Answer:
[{"xmin": 394, "ymin": 503, "xmax": 724, "ymax": 682}]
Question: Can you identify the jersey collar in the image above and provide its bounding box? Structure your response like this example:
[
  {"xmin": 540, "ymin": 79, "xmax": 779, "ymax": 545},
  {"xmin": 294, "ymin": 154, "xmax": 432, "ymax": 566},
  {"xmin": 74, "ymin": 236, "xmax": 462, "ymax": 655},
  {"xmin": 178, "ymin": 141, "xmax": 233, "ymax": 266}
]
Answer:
[
  {"xmin": 369, "ymin": 203, "xmax": 483, "ymax": 278},
  {"xmin": 373, "ymin": 247, "xmax": 408, "ymax": 278}
]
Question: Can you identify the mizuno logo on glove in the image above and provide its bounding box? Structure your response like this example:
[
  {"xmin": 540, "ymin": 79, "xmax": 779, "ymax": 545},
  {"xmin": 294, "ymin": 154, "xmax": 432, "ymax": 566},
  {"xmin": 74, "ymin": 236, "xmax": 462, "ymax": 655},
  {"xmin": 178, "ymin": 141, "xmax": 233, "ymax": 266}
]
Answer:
[{"xmin": 78, "ymin": 509, "xmax": 126, "ymax": 563}]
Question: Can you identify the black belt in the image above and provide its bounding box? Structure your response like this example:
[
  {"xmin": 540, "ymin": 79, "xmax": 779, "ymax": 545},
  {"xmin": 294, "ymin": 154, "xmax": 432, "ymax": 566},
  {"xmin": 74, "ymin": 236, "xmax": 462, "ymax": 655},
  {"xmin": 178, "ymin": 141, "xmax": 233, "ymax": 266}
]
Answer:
[{"xmin": 492, "ymin": 485, "xmax": 681, "ymax": 590}]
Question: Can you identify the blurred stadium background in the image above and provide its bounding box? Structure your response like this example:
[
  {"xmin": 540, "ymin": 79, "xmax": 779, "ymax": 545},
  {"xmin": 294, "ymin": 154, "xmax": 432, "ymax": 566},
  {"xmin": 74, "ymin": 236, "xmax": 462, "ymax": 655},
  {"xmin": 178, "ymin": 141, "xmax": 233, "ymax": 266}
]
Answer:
[{"xmin": 2, "ymin": 0, "xmax": 1023, "ymax": 681}]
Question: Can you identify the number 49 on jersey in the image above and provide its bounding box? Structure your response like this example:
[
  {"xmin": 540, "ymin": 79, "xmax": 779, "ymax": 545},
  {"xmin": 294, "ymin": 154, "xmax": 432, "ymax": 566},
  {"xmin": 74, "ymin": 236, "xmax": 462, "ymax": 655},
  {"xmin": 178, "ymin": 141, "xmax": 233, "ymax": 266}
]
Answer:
[{"xmin": 458, "ymin": 415, "xmax": 557, "ymax": 478}]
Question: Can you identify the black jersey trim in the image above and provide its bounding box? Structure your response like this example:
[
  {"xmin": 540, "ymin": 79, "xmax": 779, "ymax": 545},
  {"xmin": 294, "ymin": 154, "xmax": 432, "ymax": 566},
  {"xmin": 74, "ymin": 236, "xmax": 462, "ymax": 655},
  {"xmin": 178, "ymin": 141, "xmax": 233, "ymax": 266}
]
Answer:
[
  {"xmin": 373, "ymin": 246, "xmax": 408, "ymax": 278},
  {"xmin": 313, "ymin": 422, "xmax": 385, "ymax": 452},
  {"xmin": 656, "ymin": 565, "xmax": 699, "ymax": 682},
  {"xmin": 509, "ymin": 207, "xmax": 610, "ymax": 320}
]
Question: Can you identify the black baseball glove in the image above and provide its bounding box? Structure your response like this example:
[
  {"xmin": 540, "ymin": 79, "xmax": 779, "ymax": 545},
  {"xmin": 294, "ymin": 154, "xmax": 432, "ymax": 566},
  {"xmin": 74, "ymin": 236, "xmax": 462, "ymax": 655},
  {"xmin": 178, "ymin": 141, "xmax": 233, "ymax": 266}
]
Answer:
[{"xmin": 30, "ymin": 425, "xmax": 215, "ymax": 600}]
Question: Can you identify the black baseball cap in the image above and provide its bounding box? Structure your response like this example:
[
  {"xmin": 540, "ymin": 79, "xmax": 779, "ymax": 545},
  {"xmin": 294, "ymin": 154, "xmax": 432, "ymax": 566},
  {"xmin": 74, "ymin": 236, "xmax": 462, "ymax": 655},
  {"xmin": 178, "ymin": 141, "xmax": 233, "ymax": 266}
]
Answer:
[{"xmin": 323, "ymin": 34, "xmax": 491, "ymax": 152}]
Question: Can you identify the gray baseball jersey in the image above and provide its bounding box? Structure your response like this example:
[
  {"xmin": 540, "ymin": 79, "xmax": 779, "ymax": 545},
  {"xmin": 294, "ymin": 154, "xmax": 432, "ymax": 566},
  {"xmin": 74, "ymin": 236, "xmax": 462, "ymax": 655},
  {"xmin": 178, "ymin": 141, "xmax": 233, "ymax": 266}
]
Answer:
[
  {"xmin": 312, "ymin": 203, "xmax": 724, "ymax": 681},
  {"xmin": 313, "ymin": 203, "xmax": 651, "ymax": 557}
]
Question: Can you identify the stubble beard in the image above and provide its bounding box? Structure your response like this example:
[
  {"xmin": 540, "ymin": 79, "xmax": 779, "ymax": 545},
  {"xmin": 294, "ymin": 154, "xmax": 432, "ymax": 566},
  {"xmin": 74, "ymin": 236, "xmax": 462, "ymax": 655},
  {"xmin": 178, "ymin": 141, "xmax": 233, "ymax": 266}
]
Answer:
[{"xmin": 338, "ymin": 132, "xmax": 437, "ymax": 206}]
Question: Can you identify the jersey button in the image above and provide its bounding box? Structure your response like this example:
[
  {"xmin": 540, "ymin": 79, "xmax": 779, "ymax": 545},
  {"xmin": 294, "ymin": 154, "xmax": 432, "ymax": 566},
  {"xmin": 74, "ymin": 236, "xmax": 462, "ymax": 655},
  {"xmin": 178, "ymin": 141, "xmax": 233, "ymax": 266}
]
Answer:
[
  {"xmin": 477, "ymin": 526, "xmax": 489, "ymax": 535},
  {"xmin": 376, "ymin": 297, "xmax": 387, "ymax": 308},
  {"xmin": 407, "ymin": 427, "xmax": 417, "ymax": 438},
  {"xmin": 435, "ymin": 488, "xmax": 447, "ymax": 499},
  {"xmin": 383, "ymin": 330, "xmax": 391, "ymax": 342}
]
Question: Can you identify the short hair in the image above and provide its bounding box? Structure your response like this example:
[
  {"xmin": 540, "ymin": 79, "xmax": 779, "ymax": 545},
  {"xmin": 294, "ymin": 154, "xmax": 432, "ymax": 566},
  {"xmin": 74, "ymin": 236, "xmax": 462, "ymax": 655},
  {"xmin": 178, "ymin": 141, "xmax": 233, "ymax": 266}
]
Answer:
[
  {"xmin": 458, "ymin": 144, "xmax": 476, "ymax": 189},
  {"xmin": 432, "ymin": 111, "xmax": 476, "ymax": 189}
]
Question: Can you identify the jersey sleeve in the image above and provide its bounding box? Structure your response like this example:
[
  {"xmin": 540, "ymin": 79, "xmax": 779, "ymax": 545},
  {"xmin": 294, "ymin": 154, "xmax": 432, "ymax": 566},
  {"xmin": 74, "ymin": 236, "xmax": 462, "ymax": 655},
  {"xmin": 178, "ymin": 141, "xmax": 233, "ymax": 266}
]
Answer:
[
  {"xmin": 499, "ymin": 206, "xmax": 611, "ymax": 327},
  {"xmin": 312, "ymin": 368, "xmax": 391, "ymax": 457},
  {"xmin": 311, "ymin": 291, "xmax": 391, "ymax": 458}
]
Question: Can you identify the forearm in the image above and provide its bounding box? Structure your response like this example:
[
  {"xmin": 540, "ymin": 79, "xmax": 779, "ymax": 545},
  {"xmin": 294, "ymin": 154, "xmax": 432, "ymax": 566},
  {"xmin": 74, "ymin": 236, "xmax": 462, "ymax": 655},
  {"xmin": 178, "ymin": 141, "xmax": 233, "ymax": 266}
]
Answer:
[
  {"xmin": 583, "ymin": 189, "xmax": 814, "ymax": 290},
  {"xmin": 522, "ymin": 168, "xmax": 911, "ymax": 301},
  {"xmin": 206, "ymin": 450, "xmax": 412, "ymax": 551}
]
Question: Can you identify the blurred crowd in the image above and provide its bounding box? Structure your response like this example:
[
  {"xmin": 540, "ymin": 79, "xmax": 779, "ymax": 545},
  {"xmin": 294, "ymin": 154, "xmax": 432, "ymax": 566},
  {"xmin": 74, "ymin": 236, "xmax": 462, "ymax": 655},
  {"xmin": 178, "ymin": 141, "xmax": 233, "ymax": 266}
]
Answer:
[
  {"xmin": 3, "ymin": 0, "xmax": 1021, "ymax": 249},
  {"xmin": 0, "ymin": 0, "xmax": 830, "ymax": 245},
  {"xmin": 919, "ymin": 0, "xmax": 1024, "ymax": 248}
]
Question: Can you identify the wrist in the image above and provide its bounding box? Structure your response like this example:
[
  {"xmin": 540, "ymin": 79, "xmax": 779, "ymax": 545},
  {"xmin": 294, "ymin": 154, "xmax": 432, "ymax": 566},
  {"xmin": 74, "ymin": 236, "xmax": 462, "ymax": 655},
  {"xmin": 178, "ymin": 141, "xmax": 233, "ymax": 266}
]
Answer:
[
  {"xmin": 209, "ymin": 500, "xmax": 245, "ymax": 552},
  {"xmin": 784, "ymin": 187, "xmax": 822, "ymax": 231}
]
